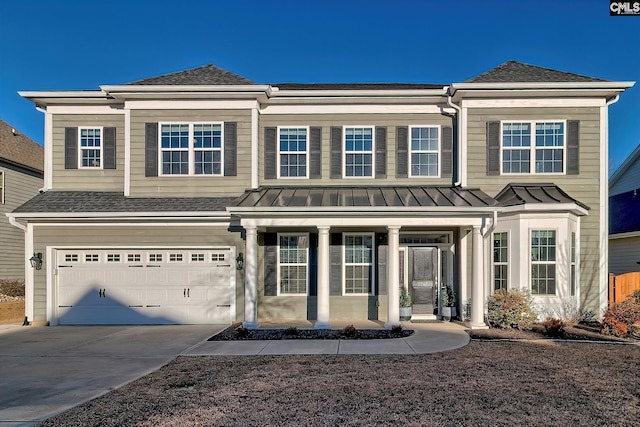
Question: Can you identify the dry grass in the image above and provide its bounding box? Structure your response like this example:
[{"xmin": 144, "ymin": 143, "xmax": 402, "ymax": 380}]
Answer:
[
  {"xmin": 0, "ymin": 300, "xmax": 25, "ymax": 324},
  {"xmin": 37, "ymin": 341, "xmax": 639, "ymax": 427}
]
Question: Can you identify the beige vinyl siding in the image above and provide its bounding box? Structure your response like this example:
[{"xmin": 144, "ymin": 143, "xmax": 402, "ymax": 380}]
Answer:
[
  {"xmin": 129, "ymin": 109, "xmax": 252, "ymax": 197},
  {"xmin": 610, "ymin": 157, "xmax": 640, "ymax": 196},
  {"xmin": 466, "ymin": 106, "xmax": 602, "ymax": 312},
  {"xmin": 31, "ymin": 224, "xmax": 244, "ymax": 322},
  {"xmin": 0, "ymin": 163, "xmax": 43, "ymax": 280},
  {"xmin": 259, "ymin": 113, "xmax": 454, "ymax": 186},
  {"xmin": 51, "ymin": 115, "xmax": 125, "ymax": 190},
  {"xmin": 609, "ymin": 236, "xmax": 640, "ymax": 275}
]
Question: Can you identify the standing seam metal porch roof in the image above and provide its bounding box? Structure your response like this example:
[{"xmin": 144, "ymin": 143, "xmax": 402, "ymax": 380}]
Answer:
[{"xmin": 232, "ymin": 186, "xmax": 499, "ymax": 209}]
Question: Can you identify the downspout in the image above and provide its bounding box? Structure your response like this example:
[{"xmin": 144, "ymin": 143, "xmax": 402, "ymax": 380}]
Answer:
[
  {"xmin": 481, "ymin": 210, "xmax": 498, "ymax": 238},
  {"xmin": 7, "ymin": 214, "xmax": 27, "ymax": 232},
  {"xmin": 446, "ymin": 87, "xmax": 462, "ymax": 187}
]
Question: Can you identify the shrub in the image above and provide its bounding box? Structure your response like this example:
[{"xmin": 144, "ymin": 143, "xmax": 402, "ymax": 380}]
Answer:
[
  {"xmin": 0, "ymin": 279, "xmax": 25, "ymax": 297},
  {"xmin": 632, "ymin": 289, "xmax": 640, "ymax": 303},
  {"xmin": 235, "ymin": 326, "xmax": 250, "ymax": 338},
  {"xmin": 283, "ymin": 326, "xmax": 299, "ymax": 336},
  {"xmin": 390, "ymin": 324, "xmax": 403, "ymax": 336},
  {"xmin": 399, "ymin": 286, "xmax": 412, "ymax": 307},
  {"xmin": 602, "ymin": 298, "xmax": 640, "ymax": 338},
  {"xmin": 542, "ymin": 317, "xmax": 565, "ymax": 337},
  {"xmin": 342, "ymin": 324, "xmax": 357, "ymax": 337},
  {"xmin": 487, "ymin": 289, "xmax": 537, "ymax": 330}
]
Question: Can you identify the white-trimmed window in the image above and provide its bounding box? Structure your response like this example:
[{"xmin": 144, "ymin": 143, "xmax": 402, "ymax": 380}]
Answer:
[
  {"xmin": 531, "ymin": 230, "xmax": 556, "ymax": 295},
  {"xmin": 278, "ymin": 233, "xmax": 308, "ymax": 295},
  {"xmin": 493, "ymin": 232, "xmax": 508, "ymax": 291},
  {"xmin": 0, "ymin": 170, "xmax": 4, "ymax": 204},
  {"xmin": 278, "ymin": 127, "xmax": 308, "ymax": 178},
  {"xmin": 79, "ymin": 127, "xmax": 102, "ymax": 168},
  {"xmin": 502, "ymin": 121, "xmax": 565, "ymax": 174},
  {"xmin": 344, "ymin": 127, "xmax": 374, "ymax": 177},
  {"xmin": 410, "ymin": 126, "xmax": 439, "ymax": 177},
  {"xmin": 160, "ymin": 123, "xmax": 223, "ymax": 175},
  {"xmin": 344, "ymin": 233, "xmax": 374, "ymax": 295}
]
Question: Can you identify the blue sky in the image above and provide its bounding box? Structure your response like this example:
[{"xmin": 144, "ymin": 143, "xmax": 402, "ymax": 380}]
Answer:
[{"xmin": 1, "ymin": 0, "xmax": 638, "ymax": 172}]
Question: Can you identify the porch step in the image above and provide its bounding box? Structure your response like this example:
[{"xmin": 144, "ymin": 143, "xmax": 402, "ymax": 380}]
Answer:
[
  {"xmin": 412, "ymin": 304, "xmax": 435, "ymax": 315},
  {"xmin": 410, "ymin": 314, "xmax": 438, "ymax": 321}
]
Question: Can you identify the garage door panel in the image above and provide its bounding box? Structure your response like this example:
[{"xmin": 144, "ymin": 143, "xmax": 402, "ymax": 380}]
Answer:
[{"xmin": 57, "ymin": 248, "xmax": 233, "ymax": 325}]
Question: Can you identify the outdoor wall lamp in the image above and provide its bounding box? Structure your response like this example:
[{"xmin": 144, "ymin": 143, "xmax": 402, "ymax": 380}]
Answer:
[
  {"xmin": 29, "ymin": 252, "xmax": 43, "ymax": 270},
  {"xmin": 236, "ymin": 252, "xmax": 244, "ymax": 270}
]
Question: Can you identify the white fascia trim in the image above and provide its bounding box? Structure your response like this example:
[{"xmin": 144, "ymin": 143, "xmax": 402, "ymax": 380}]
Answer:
[
  {"xmin": 241, "ymin": 216, "xmax": 486, "ymax": 228},
  {"xmin": 46, "ymin": 105, "xmax": 125, "ymax": 114},
  {"xmin": 609, "ymin": 231, "xmax": 640, "ymax": 240},
  {"xmin": 19, "ymin": 90, "xmax": 108, "ymax": 99},
  {"xmin": 8, "ymin": 212, "xmax": 231, "ymax": 219},
  {"xmin": 231, "ymin": 207, "xmax": 500, "ymax": 216},
  {"xmin": 33, "ymin": 222, "xmax": 231, "ymax": 227},
  {"xmin": 451, "ymin": 82, "xmax": 635, "ymax": 91},
  {"xmin": 101, "ymin": 85, "xmax": 272, "ymax": 93},
  {"xmin": 260, "ymin": 104, "xmax": 445, "ymax": 115},
  {"xmin": 269, "ymin": 88, "xmax": 447, "ymax": 98},
  {"xmin": 500, "ymin": 204, "xmax": 588, "ymax": 216},
  {"xmin": 460, "ymin": 98, "xmax": 606, "ymax": 108},
  {"xmin": 125, "ymin": 100, "xmax": 261, "ymax": 110}
]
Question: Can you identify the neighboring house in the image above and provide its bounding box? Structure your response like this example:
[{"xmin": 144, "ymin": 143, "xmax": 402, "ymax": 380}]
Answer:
[
  {"xmin": 609, "ymin": 144, "xmax": 640, "ymax": 274},
  {"xmin": 9, "ymin": 60, "xmax": 633, "ymax": 327},
  {"xmin": 0, "ymin": 119, "xmax": 44, "ymax": 281}
]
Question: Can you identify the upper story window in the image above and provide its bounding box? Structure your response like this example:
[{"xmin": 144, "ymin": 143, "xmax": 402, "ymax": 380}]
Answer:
[
  {"xmin": 344, "ymin": 127, "xmax": 374, "ymax": 177},
  {"xmin": 410, "ymin": 126, "xmax": 439, "ymax": 177},
  {"xmin": 159, "ymin": 123, "xmax": 223, "ymax": 175},
  {"xmin": 0, "ymin": 170, "xmax": 4, "ymax": 204},
  {"xmin": 278, "ymin": 127, "xmax": 308, "ymax": 178},
  {"xmin": 502, "ymin": 121, "xmax": 565, "ymax": 174},
  {"xmin": 79, "ymin": 127, "xmax": 102, "ymax": 168}
]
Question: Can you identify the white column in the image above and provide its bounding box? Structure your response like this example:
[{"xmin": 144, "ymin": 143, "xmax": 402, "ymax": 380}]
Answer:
[
  {"xmin": 243, "ymin": 226, "xmax": 259, "ymax": 329},
  {"xmin": 315, "ymin": 226, "xmax": 331, "ymax": 329},
  {"xmin": 470, "ymin": 225, "xmax": 487, "ymax": 328},
  {"xmin": 385, "ymin": 226, "xmax": 400, "ymax": 328}
]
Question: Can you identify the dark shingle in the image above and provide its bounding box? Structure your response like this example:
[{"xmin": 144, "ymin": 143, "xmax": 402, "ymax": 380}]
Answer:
[
  {"xmin": 0, "ymin": 119, "xmax": 44, "ymax": 173},
  {"xmin": 126, "ymin": 64, "xmax": 255, "ymax": 85},
  {"xmin": 467, "ymin": 60, "xmax": 607, "ymax": 83},
  {"xmin": 273, "ymin": 83, "xmax": 444, "ymax": 90},
  {"xmin": 13, "ymin": 191, "xmax": 237, "ymax": 213},
  {"xmin": 495, "ymin": 184, "xmax": 589, "ymax": 210}
]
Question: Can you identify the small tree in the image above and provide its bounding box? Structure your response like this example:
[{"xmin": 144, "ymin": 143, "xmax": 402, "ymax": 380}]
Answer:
[{"xmin": 487, "ymin": 288, "xmax": 537, "ymax": 330}]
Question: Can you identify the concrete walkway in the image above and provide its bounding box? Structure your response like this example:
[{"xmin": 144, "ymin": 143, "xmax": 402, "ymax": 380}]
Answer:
[{"xmin": 184, "ymin": 321, "xmax": 470, "ymax": 356}]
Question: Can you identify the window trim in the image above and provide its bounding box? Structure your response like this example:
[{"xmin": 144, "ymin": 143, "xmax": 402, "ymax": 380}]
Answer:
[
  {"xmin": 530, "ymin": 229, "xmax": 558, "ymax": 296},
  {"xmin": 78, "ymin": 126, "xmax": 103, "ymax": 170},
  {"xmin": 492, "ymin": 231, "xmax": 508, "ymax": 292},
  {"xmin": 342, "ymin": 232, "xmax": 375, "ymax": 296},
  {"xmin": 157, "ymin": 122, "xmax": 225, "ymax": 177},
  {"xmin": 500, "ymin": 120, "xmax": 567, "ymax": 175},
  {"xmin": 408, "ymin": 125, "xmax": 441, "ymax": 178},
  {"xmin": 343, "ymin": 126, "xmax": 375, "ymax": 178},
  {"xmin": 276, "ymin": 126, "xmax": 310, "ymax": 179},
  {"xmin": 276, "ymin": 232, "xmax": 309, "ymax": 296},
  {"xmin": 0, "ymin": 170, "xmax": 4, "ymax": 204}
]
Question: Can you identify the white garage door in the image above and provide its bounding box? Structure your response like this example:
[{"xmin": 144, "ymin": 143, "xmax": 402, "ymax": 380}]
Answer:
[{"xmin": 56, "ymin": 248, "xmax": 234, "ymax": 325}]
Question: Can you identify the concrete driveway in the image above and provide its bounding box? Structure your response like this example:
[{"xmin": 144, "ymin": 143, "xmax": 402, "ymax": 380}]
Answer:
[{"xmin": 0, "ymin": 324, "xmax": 222, "ymax": 427}]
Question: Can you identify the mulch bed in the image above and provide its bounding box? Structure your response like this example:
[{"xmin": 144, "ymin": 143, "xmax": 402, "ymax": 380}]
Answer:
[
  {"xmin": 208, "ymin": 324, "xmax": 414, "ymax": 341},
  {"xmin": 468, "ymin": 322, "xmax": 635, "ymax": 342}
]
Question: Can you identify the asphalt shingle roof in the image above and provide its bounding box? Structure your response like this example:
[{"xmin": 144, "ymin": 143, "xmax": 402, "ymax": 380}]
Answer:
[
  {"xmin": 13, "ymin": 191, "xmax": 237, "ymax": 213},
  {"xmin": 126, "ymin": 64, "xmax": 256, "ymax": 85},
  {"xmin": 467, "ymin": 60, "xmax": 607, "ymax": 83},
  {"xmin": 495, "ymin": 184, "xmax": 589, "ymax": 210},
  {"xmin": 0, "ymin": 119, "xmax": 44, "ymax": 173}
]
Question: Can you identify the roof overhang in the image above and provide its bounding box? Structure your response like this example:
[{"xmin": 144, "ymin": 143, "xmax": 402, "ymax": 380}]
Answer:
[
  {"xmin": 99, "ymin": 84, "xmax": 273, "ymax": 102},
  {"xmin": 6, "ymin": 211, "xmax": 231, "ymax": 220},
  {"xmin": 609, "ymin": 230, "xmax": 640, "ymax": 240},
  {"xmin": 500, "ymin": 203, "xmax": 588, "ymax": 216},
  {"xmin": 18, "ymin": 90, "xmax": 119, "ymax": 107}
]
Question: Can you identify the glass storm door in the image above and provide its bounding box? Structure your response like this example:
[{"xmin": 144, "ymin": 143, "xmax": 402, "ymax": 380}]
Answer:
[{"xmin": 409, "ymin": 247, "xmax": 439, "ymax": 315}]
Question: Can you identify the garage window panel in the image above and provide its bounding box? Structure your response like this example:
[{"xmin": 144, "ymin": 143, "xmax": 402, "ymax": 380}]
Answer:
[
  {"xmin": 107, "ymin": 254, "xmax": 121, "ymax": 262},
  {"xmin": 149, "ymin": 253, "xmax": 163, "ymax": 262},
  {"xmin": 65, "ymin": 254, "xmax": 79, "ymax": 262},
  {"xmin": 211, "ymin": 253, "xmax": 226, "ymax": 262},
  {"xmin": 85, "ymin": 254, "xmax": 99, "ymax": 262},
  {"xmin": 169, "ymin": 253, "xmax": 184, "ymax": 262},
  {"xmin": 127, "ymin": 254, "xmax": 141, "ymax": 262},
  {"xmin": 191, "ymin": 253, "xmax": 205, "ymax": 262}
]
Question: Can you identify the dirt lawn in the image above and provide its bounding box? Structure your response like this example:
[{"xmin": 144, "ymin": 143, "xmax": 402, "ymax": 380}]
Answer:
[{"xmin": 37, "ymin": 340, "xmax": 639, "ymax": 426}]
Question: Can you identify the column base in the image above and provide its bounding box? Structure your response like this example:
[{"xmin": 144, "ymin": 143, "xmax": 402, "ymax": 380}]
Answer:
[
  {"xmin": 468, "ymin": 322, "xmax": 489, "ymax": 330},
  {"xmin": 242, "ymin": 321, "xmax": 260, "ymax": 329},
  {"xmin": 314, "ymin": 321, "xmax": 331, "ymax": 330},
  {"xmin": 385, "ymin": 321, "xmax": 402, "ymax": 329}
]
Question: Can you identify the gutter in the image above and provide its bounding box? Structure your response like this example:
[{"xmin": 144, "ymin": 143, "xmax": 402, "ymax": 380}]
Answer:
[
  {"xmin": 7, "ymin": 214, "xmax": 27, "ymax": 232},
  {"xmin": 445, "ymin": 86, "xmax": 463, "ymax": 187},
  {"xmin": 481, "ymin": 210, "xmax": 498, "ymax": 238}
]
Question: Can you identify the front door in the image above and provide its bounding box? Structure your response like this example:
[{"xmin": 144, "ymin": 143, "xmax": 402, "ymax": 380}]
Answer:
[{"xmin": 409, "ymin": 247, "xmax": 439, "ymax": 316}]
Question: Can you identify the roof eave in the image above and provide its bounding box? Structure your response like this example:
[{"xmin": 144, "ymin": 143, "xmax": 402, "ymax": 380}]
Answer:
[
  {"xmin": 501, "ymin": 203, "xmax": 588, "ymax": 216},
  {"xmin": 269, "ymin": 88, "xmax": 448, "ymax": 98},
  {"xmin": 449, "ymin": 81, "xmax": 634, "ymax": 101},
  {"xmin": 610, "ymin": 143, "xmax": 640, "ymax": 188},
  {"xmin": 6, "ymin": 211, "xmax": 232, "ymax": 219},
  {"xmin": 227, "ymin": 206, "xmax": 501, "ymax": 215},
  {"xmin": 0, "ymin": 156, "xmax": 44, "ymax": 175},
  {"xmin": 18, "ymin": 90, "xmax": 118, "ymax": 107}
]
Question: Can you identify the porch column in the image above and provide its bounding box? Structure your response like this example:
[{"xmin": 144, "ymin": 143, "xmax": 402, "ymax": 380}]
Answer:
[
  {"xmin": 385, "ymin": 226, "xmax": 401, "ymax": 328},
  {"xmin": 470, "ymin": 225, "xmax": 487, "ymax": 328},
  {"xmin": 243, "ymin": 226, "xmax": 259, "ymax": 329},
  {"xmin": 315, "ymin": 226, "xmax": 331, "ymax": 329}
]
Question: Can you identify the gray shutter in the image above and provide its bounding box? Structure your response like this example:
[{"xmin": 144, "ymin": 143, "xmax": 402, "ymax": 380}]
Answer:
[
  {"xmin": 309, "ymin": 127, "xmax": 322, "ymax": 179},
  {"xmin": 378, "ymin": 244, "xmax": 387, "ymax": 296},
  {"xmin": 145, "ymin": 123, "xmax": 158, "ymax": 177},
  {"xmin": 396, "ymin": 126, "xmax": 408, "ymax": 178},
  {"xmin": 103, "ymin": 127, "xmax": 116, "ymax": 170},
  {"xmin": 263, "ymin": 233, "xmax": 278, "ymax": 296},
  {"xmin": 441, "ymin": 126, "xmax": 453, "ymax": 178},
  {"xmin": 64, "ymin": 127, "xmax": 78, "ymax": 169},
  {"xmin": 567, "ymin": 120, "xmax": 580, "ymax": 175},
  {"xmin": 330, "ymin": 233, "xmax": 342, "ymax": 296},
  {"xmin": 330, "ymin": 127, "xmax": 342, "ymax": 179},
  {"xmin": 486, "ymin": 121, "xmax": 500, "ymax": 176},
  {"xmin": 264, "ymin": 127, "xmax": 277, "ymax": 179},
  {"xmin": 308, "ymin": 233, "xmax": 318, "ymax": 296},
  {"xmin": 375, "ymin": 127, "xmax": 387, "ymax": 179},
  {"xmin": 224, "ymin": 122, "xmax": 237, "ymax": 176}
]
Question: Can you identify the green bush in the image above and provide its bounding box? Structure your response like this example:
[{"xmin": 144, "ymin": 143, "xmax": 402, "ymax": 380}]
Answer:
[
  {"xmin": 602, "ymin": 298, "xmax": 640, "ymax": 338},
  {"xmin": 0, "ymin": 279, "xmax": 25, "ymax": 297},
  {"xmin": 487, "ymin": 289, "xmax": 537, "ymax": 330}
]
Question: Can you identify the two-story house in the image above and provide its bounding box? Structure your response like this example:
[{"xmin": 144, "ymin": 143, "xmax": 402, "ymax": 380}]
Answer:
[
  {"xmin": 9, "ymin": 60, "xmax": 633, "ymax": 327},
  {"xmin": 1, "ymin": 120, "xmax": 43, "ymax": 282}
]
